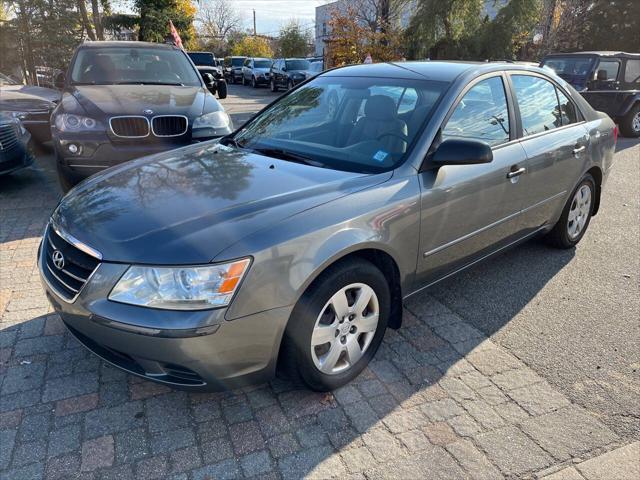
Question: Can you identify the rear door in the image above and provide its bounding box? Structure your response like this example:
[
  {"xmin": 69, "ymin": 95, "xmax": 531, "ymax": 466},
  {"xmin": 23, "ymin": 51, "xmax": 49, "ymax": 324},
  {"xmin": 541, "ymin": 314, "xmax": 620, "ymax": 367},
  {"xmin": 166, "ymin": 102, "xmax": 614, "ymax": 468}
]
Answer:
[
  {"xmin": 416, "ymin": 74, "xmax": 529, "ymax": 286},
  {"xmin": 509, "ymin": 73, "xmax": 590, "ymax": 232}
]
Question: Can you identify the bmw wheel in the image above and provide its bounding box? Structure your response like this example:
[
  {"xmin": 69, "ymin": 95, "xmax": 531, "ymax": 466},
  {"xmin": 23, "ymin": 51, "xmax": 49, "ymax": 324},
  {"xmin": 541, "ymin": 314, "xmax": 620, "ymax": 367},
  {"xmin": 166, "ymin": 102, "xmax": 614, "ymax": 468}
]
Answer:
[
  {"xmin": 281, "ymin": 258, "xmax": 389, "ymax": 391},
  {"xmin": 251, "ymin": 76, "xmax": 257, "ymax": 88},
  {"xmin": 545, "ymin": 174, "xmax": 595, "ymax": 248},
  {"xmin": 288, "ymin": 79, "xmax": 294, "ymax": 90},
  {"xmin": 270, "ymin": 78, "xmax": 278, "ymax": 92}
]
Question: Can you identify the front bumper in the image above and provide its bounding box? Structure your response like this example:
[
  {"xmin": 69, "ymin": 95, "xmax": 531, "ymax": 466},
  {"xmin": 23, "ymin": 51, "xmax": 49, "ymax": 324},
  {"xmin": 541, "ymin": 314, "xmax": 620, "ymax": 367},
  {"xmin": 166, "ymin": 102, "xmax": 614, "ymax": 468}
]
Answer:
[
  {"xmin": 38, "ymin": 238, "xmax": 291, "ymax": 391},
  {"xmin": 0, "ymin": 131, "xmax": 34, "ymax": 175}
]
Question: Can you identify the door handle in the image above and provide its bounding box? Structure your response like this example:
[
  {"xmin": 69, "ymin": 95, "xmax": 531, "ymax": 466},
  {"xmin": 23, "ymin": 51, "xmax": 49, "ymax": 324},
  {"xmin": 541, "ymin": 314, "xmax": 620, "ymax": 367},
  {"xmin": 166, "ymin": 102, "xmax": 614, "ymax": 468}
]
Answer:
[
  {"xmin": 507, "ymin": 167, "xmax": 526, "ymax": 179},
  {"xmin": 573, "ymin": 145, "xmax": 587, "ymax": 155}
]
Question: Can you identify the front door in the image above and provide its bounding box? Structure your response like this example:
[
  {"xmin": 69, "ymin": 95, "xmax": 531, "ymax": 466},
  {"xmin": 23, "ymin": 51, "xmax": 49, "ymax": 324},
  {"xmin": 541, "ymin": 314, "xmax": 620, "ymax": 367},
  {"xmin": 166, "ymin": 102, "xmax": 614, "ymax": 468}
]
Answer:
[
  {"xmin": 416, "ymin": 75, "xmax": 529, "ymax": 286},
  {"xmin": 509, "ymin": 73, "xmax": 590, "ymax": 231}
]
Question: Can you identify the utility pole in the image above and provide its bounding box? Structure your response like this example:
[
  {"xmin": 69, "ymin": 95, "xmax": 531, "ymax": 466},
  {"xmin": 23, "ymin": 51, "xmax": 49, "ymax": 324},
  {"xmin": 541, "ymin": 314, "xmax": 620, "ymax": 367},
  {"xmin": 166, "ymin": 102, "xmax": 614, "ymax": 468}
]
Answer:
[{"xmin": 253, "ymin": 9, "xmax": 257, "ymax": 37}]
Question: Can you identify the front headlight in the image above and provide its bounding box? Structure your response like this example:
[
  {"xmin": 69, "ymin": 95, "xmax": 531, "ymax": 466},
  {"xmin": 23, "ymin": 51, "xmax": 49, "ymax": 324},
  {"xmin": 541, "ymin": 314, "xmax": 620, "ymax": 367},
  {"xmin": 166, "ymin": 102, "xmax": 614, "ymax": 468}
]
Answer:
[
  {"xmin": 108, "ymin": 258, "xmax": 251, "ymax": 310},
  {"xmin": 54, "ymin": 114, "xmax": 103, "ymax": 132},
  {"xmin": 193, "ymin": 111, "xmax": 231, "ymax": 129}
]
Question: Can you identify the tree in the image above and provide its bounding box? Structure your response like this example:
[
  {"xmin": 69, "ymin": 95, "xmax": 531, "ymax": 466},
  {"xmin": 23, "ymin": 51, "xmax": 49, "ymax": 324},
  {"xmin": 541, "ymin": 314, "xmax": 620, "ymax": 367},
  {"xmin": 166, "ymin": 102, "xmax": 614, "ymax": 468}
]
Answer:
[
  {"xmin": 405, "ymin": 0, "xmax": 484, "ymax": 59},
  {"xmin": 137, "ymin": 0, "xmax": 197, "ymax": 48},
  {"xmin": 278, "ymin": 20, "xmax": 310, "ymax": 57},
  {"xmin": 583, "ymin": 0, "xmax": 640, "ymax": 51},
  {"xmin": 231, "ymin": 35, "xmax": 273, "ymax": 58}
]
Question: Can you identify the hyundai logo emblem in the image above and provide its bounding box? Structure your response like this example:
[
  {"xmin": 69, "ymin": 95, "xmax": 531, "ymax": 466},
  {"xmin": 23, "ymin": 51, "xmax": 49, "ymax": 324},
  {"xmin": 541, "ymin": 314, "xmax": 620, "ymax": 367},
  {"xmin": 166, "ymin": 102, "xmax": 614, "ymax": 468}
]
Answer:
[
  {"xmin": 143, "ymin": 109, "xmax": 154, "ymax": 115},
  {"xmin": 52, "ymin": 250, "xmax": 65, "ymax": 270}
]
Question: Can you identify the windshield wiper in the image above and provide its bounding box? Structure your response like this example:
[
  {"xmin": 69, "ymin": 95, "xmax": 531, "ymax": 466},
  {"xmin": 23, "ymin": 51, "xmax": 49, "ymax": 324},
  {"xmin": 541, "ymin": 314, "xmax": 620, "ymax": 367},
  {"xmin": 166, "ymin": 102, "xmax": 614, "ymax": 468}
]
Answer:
[
  {"xmin": 219, "ymin": 134, "xmax": 243, "ymax": 148},
  {"xmin": 253, "ymin": 147, "xmax": 323, "ymax": 167},
  {"xmin": 115, "ymin": 81, "xmax": 185, "ymax": 86}
]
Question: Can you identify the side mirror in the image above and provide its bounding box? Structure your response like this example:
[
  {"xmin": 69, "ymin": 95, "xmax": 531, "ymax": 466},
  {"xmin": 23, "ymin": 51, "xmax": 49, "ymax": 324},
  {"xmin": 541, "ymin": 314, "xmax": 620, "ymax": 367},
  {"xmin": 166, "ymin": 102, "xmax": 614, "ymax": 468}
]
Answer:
[
  {"xmin": 430, "ymin": 139, "xmax": 493, "ymax": 167},
  {"xmin": 596, "ymin": 69, "xmax": 608, "ymax": 81},
  {"xmin": 54, "ymin": 72, "xmax": 66, "ymax": 89},
  {"xmin": 202, "ymin": 73, "xmax": 215, "ymax": 88}
]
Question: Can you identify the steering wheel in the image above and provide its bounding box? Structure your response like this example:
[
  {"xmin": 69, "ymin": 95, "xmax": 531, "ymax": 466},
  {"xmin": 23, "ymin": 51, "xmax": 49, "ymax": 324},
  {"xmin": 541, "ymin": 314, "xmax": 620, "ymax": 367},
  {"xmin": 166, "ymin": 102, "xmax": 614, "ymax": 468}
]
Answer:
[{"xmin": 376, "ymin": 132, "xmax": 409, "ymax": 144}]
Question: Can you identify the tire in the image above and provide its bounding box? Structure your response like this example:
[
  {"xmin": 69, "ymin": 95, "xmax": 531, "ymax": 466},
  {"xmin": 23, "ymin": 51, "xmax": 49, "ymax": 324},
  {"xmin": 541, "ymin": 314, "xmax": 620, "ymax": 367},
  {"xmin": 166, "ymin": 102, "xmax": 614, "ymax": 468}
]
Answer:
[
  {"xmin": 242, "ymin": 75, "xmax": 246, "ymax": 86},
  {"xmin": 216, "ymin": 79, "xmax": 227, "ymax": 99},
  {"xmin": 619, "ymin": 103, "xmax": 640, "ymax": 138},
  {"xmin": 251, "ymin": 76, "xmax": 257, "ymax": 88},
  {"xmin": 56, "ymin": 163, "xmax": 76, "ymax": 194},
  {"xmin": 288, "ymin": 79, "xmax": 294, "ymax": 90},
  {"xmin": 544, "ymin": 174, "xmax": 596, "ymax": 249},
  {"xmin": 281, "ymin": 258, "xmax": 390, "ymax": 391},
  {"xmin": 270, "ymin": 78, "xmax": 278, "ymax": 92}
]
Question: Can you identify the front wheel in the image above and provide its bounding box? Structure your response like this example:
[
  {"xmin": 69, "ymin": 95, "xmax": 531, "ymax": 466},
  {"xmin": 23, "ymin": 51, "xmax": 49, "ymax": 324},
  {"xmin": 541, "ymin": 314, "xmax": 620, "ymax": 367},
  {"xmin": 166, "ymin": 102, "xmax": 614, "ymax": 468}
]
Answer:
[
  {"xmin": 251, "ymin": 76, "xmax": 257, "ymax": 88},
  {"xmin": 544, "ymin": 174, "xmax": 595, "ymax": 249},
  {"xmin": 287, "ymin": 79, "xmax": 294, "ymax": 90},
  {"xmin": 270, "ymin": 78, "xmax": 278, "ymax": 92},
  {"xmin": 280, "ymin": 258, "xmax": 390, "ymax": 391},
  {"xmin": 619, "ymin": 104, "xmax": 640, "ymax": 138},
  {"xmin": 56, "ymin": 163, "xmax": 77, "ymax": 194}
]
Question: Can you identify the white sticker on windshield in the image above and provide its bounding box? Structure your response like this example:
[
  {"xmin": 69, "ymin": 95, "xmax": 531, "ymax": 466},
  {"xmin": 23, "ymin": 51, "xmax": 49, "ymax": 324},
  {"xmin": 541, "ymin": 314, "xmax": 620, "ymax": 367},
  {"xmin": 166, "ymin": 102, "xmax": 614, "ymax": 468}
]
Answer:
[{"xmin": 373, "ymin": 150, "xmax": 388, "ymax": 162}]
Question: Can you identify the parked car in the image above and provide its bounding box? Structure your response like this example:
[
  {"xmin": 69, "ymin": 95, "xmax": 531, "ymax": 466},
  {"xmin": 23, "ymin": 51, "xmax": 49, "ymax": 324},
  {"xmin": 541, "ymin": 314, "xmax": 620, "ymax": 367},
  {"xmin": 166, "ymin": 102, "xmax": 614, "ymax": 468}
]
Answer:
[
  {"xmin": 0, "ymin": 112, "xmax": 34, "ymax": 175},
  {"xmin": 541, "ymin": 51, "xmax": 640, "ymax": 137},
  {"xmin": 241, "ymin": 57, "xmax": 273, "ymax": 87},
  {"xmin": 186, "ymin": 51, "xmax": 228, "ymax": 99},
  {"xmin": 0, "ymin": 73, "xmax": 60, "ymax": 145},
  {"xmin": 269, "ymin": 58, "xmax": 313, "ymax": 92},
  {"xmin": 39, "ymin": 61, "xmax": 616, "ymax": 392},
  {"xmin": 223, "ymin": 56, "xmax": 247, "ymax": 84},
  {"xmin": 51, "ymin": 41, "xmax": 233, "ymax": 192}
]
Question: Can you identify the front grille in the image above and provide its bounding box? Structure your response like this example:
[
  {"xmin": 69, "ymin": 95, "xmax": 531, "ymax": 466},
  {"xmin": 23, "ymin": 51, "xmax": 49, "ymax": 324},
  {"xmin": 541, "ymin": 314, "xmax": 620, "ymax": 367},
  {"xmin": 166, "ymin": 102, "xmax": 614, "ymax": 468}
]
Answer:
[
  {"xmin": 0, "ymin": 124, "xmax": 19, "ymax": 151},
  {"xmin": 109, "ymin": 116, "xmax": 149, "ymax": 138},
  {"xmin": 151, "ymin": 116, "xmax": 188, "ymax": 137},
  {"xmin": 42, "ymin": 225, "xmax": 100, "ymax": 301}
]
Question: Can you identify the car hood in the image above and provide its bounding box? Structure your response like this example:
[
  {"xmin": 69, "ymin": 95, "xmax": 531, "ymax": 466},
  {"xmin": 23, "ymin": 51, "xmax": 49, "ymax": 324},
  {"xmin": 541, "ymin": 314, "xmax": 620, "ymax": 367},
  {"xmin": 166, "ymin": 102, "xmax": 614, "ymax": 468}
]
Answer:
[
  {"xmin": 0, "ymin": 85, "xmax": 60, "ymax": 104},
  {"xmin": 70, "ymin": 85, "xmax": 208, "ymax": 117},
  {"xmin": 0, "ymin": 89, "xmax": 56, "ymax": 112},
  {"xmin": 52, "ymin": 142, "xmax": 391, "ymax": 264}
]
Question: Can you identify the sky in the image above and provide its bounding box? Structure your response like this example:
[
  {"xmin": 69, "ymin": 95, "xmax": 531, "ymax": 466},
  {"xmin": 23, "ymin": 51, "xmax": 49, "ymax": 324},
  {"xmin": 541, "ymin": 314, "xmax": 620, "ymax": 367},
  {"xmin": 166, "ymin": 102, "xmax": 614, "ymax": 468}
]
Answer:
[{"xmin": 112, "ymin": 0, "xmax": 335, "ymax": 37}]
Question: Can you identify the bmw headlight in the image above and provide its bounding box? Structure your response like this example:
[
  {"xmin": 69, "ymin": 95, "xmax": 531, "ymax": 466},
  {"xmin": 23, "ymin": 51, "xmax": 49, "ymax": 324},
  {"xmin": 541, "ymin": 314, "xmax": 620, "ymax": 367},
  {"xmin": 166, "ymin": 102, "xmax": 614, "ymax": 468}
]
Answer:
[
  {"xmin": 109, "ymin": 258, "xmax": 251, "ymax": 310},
  {"xmin": 54, "ymin": 114, "xmax": 102, "ymax": 132},
  {"xmin": 192, "ymin": 110, "xmax": 233, "ymax": 138}
]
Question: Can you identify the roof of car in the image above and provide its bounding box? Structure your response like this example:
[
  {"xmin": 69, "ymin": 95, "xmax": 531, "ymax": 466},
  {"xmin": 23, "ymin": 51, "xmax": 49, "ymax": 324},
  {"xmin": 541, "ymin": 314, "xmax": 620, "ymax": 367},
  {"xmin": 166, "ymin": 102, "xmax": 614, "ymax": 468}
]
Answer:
[
  {"xmin": 78, "ymin": 41, "xmax": 180, "ymax": 50},
  {"xmin": 544, "ymin": 51, "xmax": 640, "ymax": 58},
  {"xmin": 323, "ymin": 61, "xmax": 545, "ymax": 82}
]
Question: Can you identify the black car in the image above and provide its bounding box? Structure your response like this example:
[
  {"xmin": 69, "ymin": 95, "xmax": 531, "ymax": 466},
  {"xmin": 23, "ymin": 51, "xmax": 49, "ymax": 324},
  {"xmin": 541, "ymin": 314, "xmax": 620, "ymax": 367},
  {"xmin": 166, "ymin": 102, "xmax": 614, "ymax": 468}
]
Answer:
[
  {"xmin": 223, "ymin": 56, "xmax": 246, "ymax": 84},
  {"xmin": 541, "ymin": 51, "xmax": 640, "ymax": 137},
  {"xmin": 269, "ymin": 58, "xmax": 313, "ymax": 92},
  {"xmin": 186, "ymin": 51, "xmax": 228, "ymax": 99},
  {"xmin": 0, "ymin": 74, "xmax": 60, "ymax": 145},
  {"xmin": 0, "ymin": 113, "xmax": 34, "ymax": 176},
  {"xmin": 51, "ymin": 41, "xmax": 233, "ymax": 192}
]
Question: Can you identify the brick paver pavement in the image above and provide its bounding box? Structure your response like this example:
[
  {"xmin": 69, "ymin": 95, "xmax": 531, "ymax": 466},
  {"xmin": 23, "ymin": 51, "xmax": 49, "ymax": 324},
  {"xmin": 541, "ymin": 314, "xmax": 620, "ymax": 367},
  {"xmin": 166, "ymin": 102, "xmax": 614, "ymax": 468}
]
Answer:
[{"xmin": 1, "ymin": 156, "xmax": 637, "ymax": 479}]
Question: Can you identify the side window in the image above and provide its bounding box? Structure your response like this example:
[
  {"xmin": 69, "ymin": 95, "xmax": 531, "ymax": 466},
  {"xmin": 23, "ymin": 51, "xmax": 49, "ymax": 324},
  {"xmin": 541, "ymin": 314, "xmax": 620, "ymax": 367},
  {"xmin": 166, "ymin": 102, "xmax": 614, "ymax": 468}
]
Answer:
[
  {"xmin": 624, "ymin": 60, "xmax": 640, "ymax": 84},
  {"xmin": 556, "ymin": 89, "xmax": 578, "ymax": 125},
  {"xmin": 244, "ymin": 59, "xmax": 250, "ymax": 67},
  {"xmin": 595, "ymin": 60, "xmax": 620, "ymax": 80},
  {"xmin": 511, "ymin": 75, "xmax": 561, "ymax": 136},
  {"xmin": 442, "ymin": 76, "xmax": 510, "ymax": 146}
]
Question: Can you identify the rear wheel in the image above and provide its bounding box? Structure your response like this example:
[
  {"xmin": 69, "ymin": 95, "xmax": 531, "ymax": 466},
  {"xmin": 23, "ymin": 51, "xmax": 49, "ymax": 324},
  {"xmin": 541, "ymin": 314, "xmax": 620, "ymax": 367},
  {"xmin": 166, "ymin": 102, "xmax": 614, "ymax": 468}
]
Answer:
[
  {"xmin": 619, "ymin": 103, "xmax": 640, "ymax": 137},
  {"xmin": 281, "ymin": 258, "xmax": 390, "ymax": 391},
  {"xmin": 544, "ymin": 174, "xmax": 595, "ymax": 249}
]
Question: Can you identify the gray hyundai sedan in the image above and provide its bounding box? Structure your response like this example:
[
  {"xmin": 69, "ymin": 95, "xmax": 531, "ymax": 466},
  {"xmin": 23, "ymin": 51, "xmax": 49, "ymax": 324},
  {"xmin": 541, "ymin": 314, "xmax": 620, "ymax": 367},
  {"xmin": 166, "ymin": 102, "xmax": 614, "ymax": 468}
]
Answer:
[{"xmin": 39, "ymin": 61, "xmax": 616, "ymax": 391}]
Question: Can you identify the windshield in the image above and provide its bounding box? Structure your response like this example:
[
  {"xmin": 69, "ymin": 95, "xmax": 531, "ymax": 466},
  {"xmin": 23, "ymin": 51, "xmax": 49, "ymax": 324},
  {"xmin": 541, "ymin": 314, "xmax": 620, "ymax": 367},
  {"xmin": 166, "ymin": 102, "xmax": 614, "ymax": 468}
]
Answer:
[
  {"xmin": 542, "ymin": 56, "xmax": 595, "ymax": 78},
  {"xmin": 71, "ymin": 47, "xmax": 202, "ymax": 86},
  {"xmin": 188, "ymin": 52, "xmax": 215, "ymax": 66},
  {"xmin": 0, "ymin": 73, "xmax": 17, "ymax": 86},
  {"xmin": 231, "ymin": 76, "xmax": 448, "ymax": 173},
  {"xmin": 254, "ymin": 60, "xmax": 272, "ymax": 68},
  {"xmin": 232, "ymin": 57, "xmax": 245, "ymax": 67},
  {"xmin": 286, "ymin": 60, "xmax": 310, "ymax": 71}
]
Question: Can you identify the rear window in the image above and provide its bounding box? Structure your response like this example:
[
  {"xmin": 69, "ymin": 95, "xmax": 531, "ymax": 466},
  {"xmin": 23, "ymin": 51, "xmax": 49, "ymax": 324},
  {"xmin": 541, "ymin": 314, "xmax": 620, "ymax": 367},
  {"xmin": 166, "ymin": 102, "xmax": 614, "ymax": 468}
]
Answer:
[
  {"xmin": 187, "ymin": 52, "xmax": 215, "ymax": 66},
  {"xmin": 542, "ymin": 57, "xmax": 594, "ymax": 78}
]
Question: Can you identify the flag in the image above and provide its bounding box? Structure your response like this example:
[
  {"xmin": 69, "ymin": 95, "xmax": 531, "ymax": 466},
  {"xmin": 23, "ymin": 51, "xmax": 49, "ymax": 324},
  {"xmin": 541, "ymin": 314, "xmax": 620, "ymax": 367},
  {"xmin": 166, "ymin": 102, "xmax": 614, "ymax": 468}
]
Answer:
[{"xmin": 168, "ymin": 20, "xmax": 183, "ymax": 49}]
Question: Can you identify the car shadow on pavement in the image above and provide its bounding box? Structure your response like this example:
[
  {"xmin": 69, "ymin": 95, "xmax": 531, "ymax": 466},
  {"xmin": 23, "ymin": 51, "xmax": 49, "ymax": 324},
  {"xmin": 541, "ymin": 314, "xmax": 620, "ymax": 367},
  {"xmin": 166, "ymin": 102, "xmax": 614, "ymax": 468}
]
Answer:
[{"xmin": 0, "ymin": 235, "xmax": 579, "ymax": 479}]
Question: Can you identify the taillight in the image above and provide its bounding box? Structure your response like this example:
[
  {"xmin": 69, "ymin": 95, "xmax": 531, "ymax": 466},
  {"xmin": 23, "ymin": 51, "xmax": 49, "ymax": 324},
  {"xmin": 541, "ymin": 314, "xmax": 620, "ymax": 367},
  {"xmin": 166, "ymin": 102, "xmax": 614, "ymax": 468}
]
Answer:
[{"xmin": 613, "ymin": 125, "xmax": 618, "ymax": 143}]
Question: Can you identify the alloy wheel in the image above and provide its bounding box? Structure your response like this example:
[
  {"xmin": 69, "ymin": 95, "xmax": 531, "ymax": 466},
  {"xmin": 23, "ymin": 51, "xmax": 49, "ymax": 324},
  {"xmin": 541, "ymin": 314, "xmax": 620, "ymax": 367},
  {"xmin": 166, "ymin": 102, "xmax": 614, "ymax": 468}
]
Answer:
[
  {"xmin": 567, "ymin": 184, "xmax": 592, "ymax": 239},
  {"xmin": 632, "ymin": 112, "xmax": 640, "ymax": 133},
  {"xmin": 310, "ymin": 283, "xmax": 379, "ymax": 375}
]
